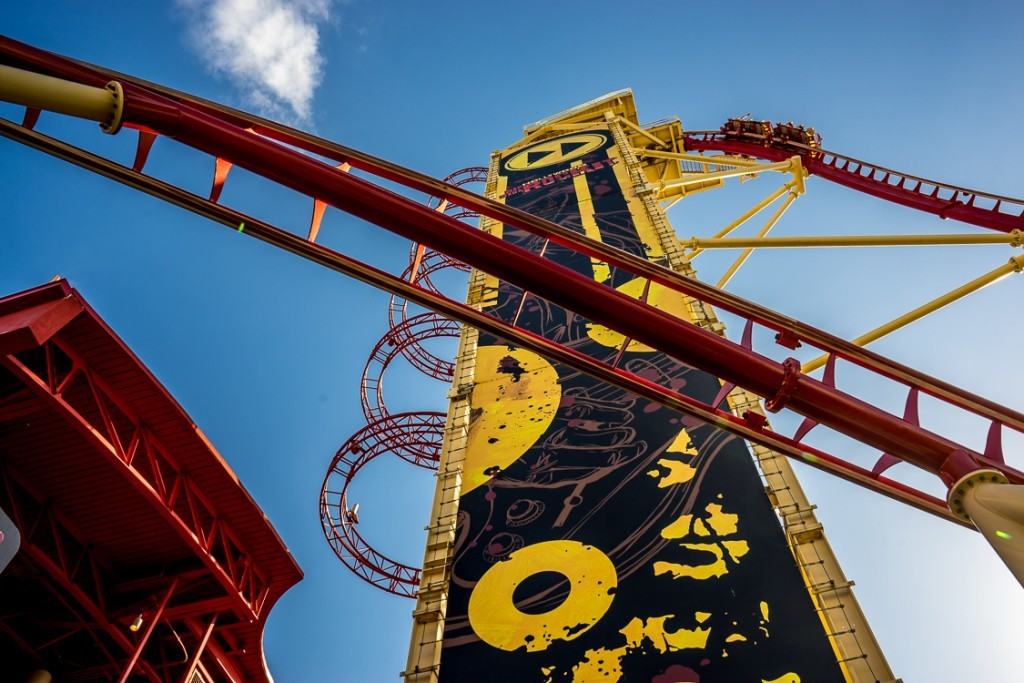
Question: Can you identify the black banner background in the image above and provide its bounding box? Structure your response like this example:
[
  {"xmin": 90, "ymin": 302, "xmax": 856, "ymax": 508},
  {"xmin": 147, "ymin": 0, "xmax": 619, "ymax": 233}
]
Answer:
[{"xmin": 438, "ymin": 131, "xmax": 843, "ymax": 683}]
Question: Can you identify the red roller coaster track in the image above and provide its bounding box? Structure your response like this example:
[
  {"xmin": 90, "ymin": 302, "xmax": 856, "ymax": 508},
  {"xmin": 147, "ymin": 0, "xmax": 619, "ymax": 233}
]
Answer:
[
  {"xmin": 320, "ymin": 412, "xmax": 444, "ymax": 597},
  {"xmin": 1, "ymin": 36, "xmax": 1023, "ymax": 574},
  {"xmin": 684, "ymin": 127, "xmax": 1024, "ymax": 233}
]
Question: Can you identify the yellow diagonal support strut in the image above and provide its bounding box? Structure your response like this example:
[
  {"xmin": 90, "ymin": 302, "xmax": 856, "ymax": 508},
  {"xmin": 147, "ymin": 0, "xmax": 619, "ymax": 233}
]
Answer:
[
  {"xmin": 614, "ymin": 116, "xmax": 667, "ymax": 149},
  {"xmin": 716, "ymin": 191, "xmax": 799, "ymax": 289},
  {"xmin": 803, "ymin": 254, "xmax": 1024, "ymax": 373},
  {"xmin": 686, "ymin": 181, "xmax": 800, "ymax": 261},
  {"xmin": 686, "ymin": 229, "xmax": 1023, "ymax": 251},
  {"xmin": 633, "ymin": 147, "xmax": 766, "ymax": 168}
]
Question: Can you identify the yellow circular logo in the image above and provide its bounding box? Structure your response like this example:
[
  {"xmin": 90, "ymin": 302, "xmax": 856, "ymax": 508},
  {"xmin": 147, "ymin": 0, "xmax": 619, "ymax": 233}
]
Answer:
[
  {"xmin": 467, "ymin": 540, "xmax": 617, "ymax": 652},
  {"xmin": 504, "ymin": 133, "xmax": 607, "ymax": 171}
]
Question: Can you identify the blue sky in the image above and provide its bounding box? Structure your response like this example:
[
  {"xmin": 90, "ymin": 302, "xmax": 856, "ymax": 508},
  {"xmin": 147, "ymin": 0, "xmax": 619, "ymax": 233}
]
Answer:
[{"xmin": 2, "ymin": 1, "xmax": 1023, "ymax": 681}]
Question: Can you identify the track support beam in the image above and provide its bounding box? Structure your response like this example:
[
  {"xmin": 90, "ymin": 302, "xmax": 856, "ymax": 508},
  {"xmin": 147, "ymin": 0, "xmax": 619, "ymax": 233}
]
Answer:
[
  {"xmin": 686, "ymin": 229, "xmax": 1023, "ymax": 250},
  {"xmin": 803, "ymin": 254, "xmax": 1024, "ymax": 373},
  {"xmin": 716, "ymin": 191, "xmax": 799, "ymax": 288},
  {"xmin": 949, "ymin": 471, "xmax": 1024, "ymax": 587}
]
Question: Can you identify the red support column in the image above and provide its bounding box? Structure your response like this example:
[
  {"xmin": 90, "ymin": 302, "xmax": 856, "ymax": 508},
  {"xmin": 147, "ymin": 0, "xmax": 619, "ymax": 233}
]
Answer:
[{"xmin": 117, "ymin": 578, "xmax": 178, "ymax": 683}]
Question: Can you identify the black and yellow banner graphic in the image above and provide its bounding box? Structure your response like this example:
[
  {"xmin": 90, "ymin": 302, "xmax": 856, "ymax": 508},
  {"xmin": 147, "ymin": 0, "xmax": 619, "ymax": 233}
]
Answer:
[{"xmin": 439, "ymin": 131, "xmax": 843, "ymax": 682}]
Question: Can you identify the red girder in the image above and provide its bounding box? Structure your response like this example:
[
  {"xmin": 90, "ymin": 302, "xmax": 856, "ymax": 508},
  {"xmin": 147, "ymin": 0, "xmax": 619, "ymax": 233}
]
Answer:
[
  {"xmin": 0, "ymin": 467, "xmax": 163, "ymax": 683},
  {"xmin": 109, "ymin": 84, "xmax": 1018, "ymax": 487},
  {"xmin": 390, "ymin": 251, "xmax": 463, "ymax": 310},
  {"xmin": 330, "ymin": 168, "xmax": 478, "ymax": 596},
  {"xmin": 388, "ymin": 168, "xmax": 477, "ymax": 376},
  {"xmin": 319, "ymin": 413, "xmax": 444, "ymax": 597},
  {"xmin": 683, "ymin": 130, "xmax": 1024, "ymax": 233},
  {"xmin": 359, "ymin": 313, "xmax": 455, "ymax": 468},
  {"xmin": 392, "ymin": 248, "xmax": 465, "ymax": 314},
  {"xmin": 0, "ymin": 122, "xmax": 969, "ymax": 524},
  {"xmin": 9, "ymin": 41, "xmax": 1014, "ymax": 438},
  {"xmin": 2, "ymin": 338, "xmax": 269, "ymax": 623},
  {"xmin": 1, "ymin": 36, "xmax": 1021, "ymax": 520}
]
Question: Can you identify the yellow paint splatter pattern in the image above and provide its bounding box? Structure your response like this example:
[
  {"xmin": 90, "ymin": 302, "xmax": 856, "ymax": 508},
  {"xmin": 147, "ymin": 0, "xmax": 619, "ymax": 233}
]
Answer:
[
  {"xmin": 646, "ymin": 428, "xmax": 699, "ymax": 487},
  {"xmin": 468, "ymin": 541, "xmax": 617, "ymax": 653},
  {"xmin": 762, "ymin": 674, "xmax": 801, "ymax": 683},
  {"xmin": 653, "ymin": 501, "xmax": 750, "ymax": 581},
  {"xmin": 543, "ymin": 613, "xmax": 712, "ymax": 682},
  {"xmin": 462, "ymin": 346, "xmax": 561, "ymax": 494}
]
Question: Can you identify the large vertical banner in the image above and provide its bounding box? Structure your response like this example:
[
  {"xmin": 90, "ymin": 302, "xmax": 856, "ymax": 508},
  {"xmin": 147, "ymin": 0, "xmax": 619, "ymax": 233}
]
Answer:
[{"xmin": 438, "ymin": 129, "xmax": 844, "ymax": 682}]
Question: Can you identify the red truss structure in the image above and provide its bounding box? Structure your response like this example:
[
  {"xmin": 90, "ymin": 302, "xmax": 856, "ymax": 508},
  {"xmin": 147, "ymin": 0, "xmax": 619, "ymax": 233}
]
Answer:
[
  {"xmin": 390, "ymin": 168, "xmax": 481, "ymax": 373},
  {"xmin": 361, "ymin": 312, "xmax": 459, "ymax": 425},
  {"xmin": 0, "ymin": 281, "xmax": 301, "ymax": 683},
  {"xmin": 391, "ymin": 249, "xmax": 470, "ymax": 325},
  {"xmin": 425, "ymin": 166, "xmax": 489, "ymax": 222},
  {"xmin": 386, "ymin": 259, "xmax": 463, "ymax": 379},
  {"xmin": 411, "ymin": 167, "xmax": 485, "ymax": 272},
  {"xmin": 319, "ymin": 413, "xmax": 444, "ymax": 597}
]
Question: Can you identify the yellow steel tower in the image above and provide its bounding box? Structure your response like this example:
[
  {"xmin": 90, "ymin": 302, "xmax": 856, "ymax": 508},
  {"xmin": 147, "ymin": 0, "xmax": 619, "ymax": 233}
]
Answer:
[{"xmin": 407, "ymin": 91, "xmax": 893, "ymax": 683}]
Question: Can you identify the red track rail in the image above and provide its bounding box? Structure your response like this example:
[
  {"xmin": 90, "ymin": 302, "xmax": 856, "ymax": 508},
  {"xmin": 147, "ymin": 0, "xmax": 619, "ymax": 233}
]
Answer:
[
  {"xmin": 360, "ymin": 312, "xmax": 458, "ymax": 469},
  {"xmin": 373, "ymin": 310, "xmax": 458, "ymax": 384},
  {"xmin": 12, "ymin": 41, "xmax": 1019, "ymax": 440},
  {"xmin": 389, "ymin": 250, "xmax": 466, "ymax": 373},
  {"xmin": 320, "ymin": 413, "xmax": 443, "ymax": 597},
  {"xmin": 1, "ymin": 36, "xmax": 1021, "ymax": 522},
  {"xmin": 0, "ymin": 118, "xmax": 967, "ymax": 525},
  {"xmin": 343, "ymin": 178, "xmax": 465, "ymax": 593},
  {"xmin": 41, "ymin": 57, "xmax": 1021, "ymax": 443},
  {"xmin": 425, "ymin": 166, "xmax": 488, "ymax": 222},
  {"xmin": 684, "ymin": 130, "xmax": 1024, "ymax": 233}
]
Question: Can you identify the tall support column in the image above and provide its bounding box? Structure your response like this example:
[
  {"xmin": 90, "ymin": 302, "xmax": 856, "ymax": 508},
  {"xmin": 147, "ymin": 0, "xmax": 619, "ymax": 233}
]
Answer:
[
  {"xmin": 949, "ymin": 472, "xmax": 1024, "ymax": 587},
  {"xmin": 608, "ymin": 116, "xmax": 897, "ymax": 683},
  {"xmin": 402, "ymin": 324, "xmax": 477, "ymax": 682}
]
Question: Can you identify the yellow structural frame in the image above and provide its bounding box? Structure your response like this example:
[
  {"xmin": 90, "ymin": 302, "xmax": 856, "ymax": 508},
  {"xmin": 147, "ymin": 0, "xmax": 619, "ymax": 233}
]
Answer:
[
  {"xmin": 664, "ymin": 143, "xmax": 1021, "ymax": 372},
  {"xmin": 803, "ymin": 253, "xmax": 1024, "ymax": 373}
]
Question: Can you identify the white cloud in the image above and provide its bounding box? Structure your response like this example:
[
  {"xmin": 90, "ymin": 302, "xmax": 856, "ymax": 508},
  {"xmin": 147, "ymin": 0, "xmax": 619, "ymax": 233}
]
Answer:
[{"xmin": 179, "ymin": 0, "xmax": 334, "ymax": 121}]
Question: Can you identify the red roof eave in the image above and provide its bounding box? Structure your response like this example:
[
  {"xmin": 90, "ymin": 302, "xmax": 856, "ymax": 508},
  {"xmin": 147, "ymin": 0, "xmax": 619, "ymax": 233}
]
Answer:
[{"xmin": 0, "ymin": 280, "xmax": 302, "ymax": 681}]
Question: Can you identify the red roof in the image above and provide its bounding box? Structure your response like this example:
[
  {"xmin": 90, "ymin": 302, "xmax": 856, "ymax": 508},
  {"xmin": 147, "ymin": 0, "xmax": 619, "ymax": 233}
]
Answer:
[{"xmin": 0, "ymin": 280, "xmax": 302, "ymax": 682}]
